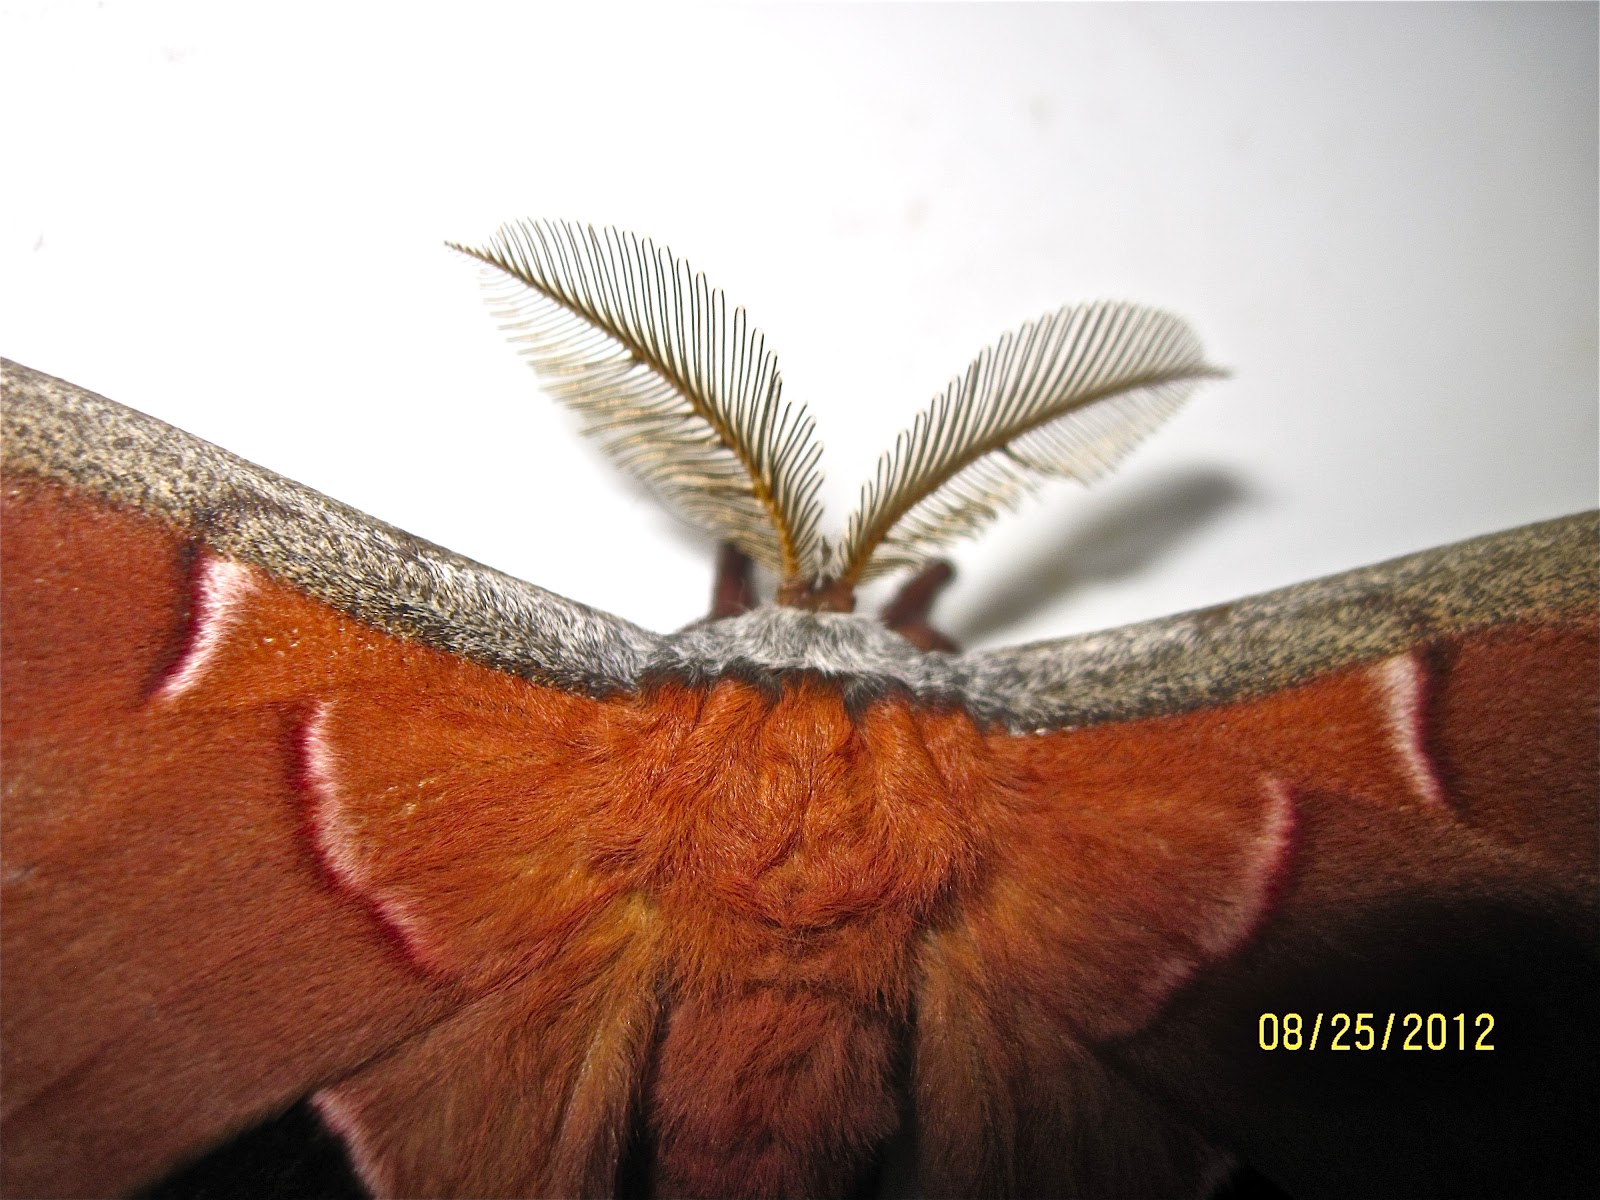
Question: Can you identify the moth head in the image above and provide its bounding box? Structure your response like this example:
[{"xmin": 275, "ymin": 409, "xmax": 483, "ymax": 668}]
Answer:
[{"xmin": 450, "ymin": 220, "xmax": 1226, "ymax": 636}]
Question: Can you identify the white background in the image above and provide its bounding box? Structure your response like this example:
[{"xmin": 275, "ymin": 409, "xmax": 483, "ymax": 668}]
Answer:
[{"xmin": 4, "ymin": 3, "xmax": 1595, "ymax": 647}]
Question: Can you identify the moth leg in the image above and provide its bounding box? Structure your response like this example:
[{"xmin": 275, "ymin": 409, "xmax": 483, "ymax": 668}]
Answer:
[
  {"xmin": 710, "ymin": 542, "xmax": 759, "ymax": 618},
  {"xmin": 880, "ymin": 560, "xmax": 959, "ymax": 652}
]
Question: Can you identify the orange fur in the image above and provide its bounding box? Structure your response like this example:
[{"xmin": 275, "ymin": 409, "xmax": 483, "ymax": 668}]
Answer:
[{"xmin": 313, "ymin": 670, "xmax": 994, "ymax": 1196}]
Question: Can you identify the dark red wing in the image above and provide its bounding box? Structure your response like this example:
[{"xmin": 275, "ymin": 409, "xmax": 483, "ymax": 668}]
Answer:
[{"xmin": 913, "ymin": 620, "xmax": 1598, "ymax": 1198}]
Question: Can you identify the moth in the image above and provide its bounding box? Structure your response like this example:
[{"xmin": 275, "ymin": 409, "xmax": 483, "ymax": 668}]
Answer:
[{"xmin": 1, "ymin": 220, "xmax": 1595, "ymax": 1200}]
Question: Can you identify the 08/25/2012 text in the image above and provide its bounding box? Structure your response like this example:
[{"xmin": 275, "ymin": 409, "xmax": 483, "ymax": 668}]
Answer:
[{"xmin": 1257, "ymin": 1012, "xmax": 1495, "ymax": 1051}]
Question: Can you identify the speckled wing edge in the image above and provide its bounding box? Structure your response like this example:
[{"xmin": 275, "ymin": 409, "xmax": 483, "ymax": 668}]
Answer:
[
  {"xmin": 6, "ymin": 357, "xmax": 1595, "ymax": 731},
  {"xmin": 959, "ymin": 510, "xmax": 1599, "ymax": 731},
  {"xmin": 0, "ymin": 358, "xmax": 663, "ymax": 695}
]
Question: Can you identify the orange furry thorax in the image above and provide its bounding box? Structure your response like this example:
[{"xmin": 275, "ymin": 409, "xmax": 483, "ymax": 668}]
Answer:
[
  {"xmin": 399, "ymin": 674, "xmax": 1008, "ymax": 1197},
  {"xmin": 574, "ymin": 680, "xmax": 997, "ymax": 1195},
  {"xmin": 585, "ymin": 679, "xmax": 991, "ymax": 983}
]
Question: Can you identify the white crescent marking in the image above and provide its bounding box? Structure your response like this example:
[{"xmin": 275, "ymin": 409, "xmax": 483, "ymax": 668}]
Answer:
[
  {"xmin": 152, "ymin": 557, "xmax": 256, "ymax": 701},
  {"xmin": 1373, "ymin": 654, "xmax": 1447, "ymax": 807}
]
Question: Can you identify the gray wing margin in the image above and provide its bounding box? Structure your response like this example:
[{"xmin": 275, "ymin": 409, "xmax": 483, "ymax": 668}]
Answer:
[
  {"xmin": 1, "ymin": 358, "xmax": 663, "ymax": 694},
  {"xmin": 958, "ymin": 511, "xmax": 1598, "ymax": 731}
]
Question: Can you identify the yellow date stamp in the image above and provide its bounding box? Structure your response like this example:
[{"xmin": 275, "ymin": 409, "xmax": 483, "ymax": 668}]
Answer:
[{"xmin": 1257, "ymin": 1012, "xmax": 1496, "ymax": 1051}]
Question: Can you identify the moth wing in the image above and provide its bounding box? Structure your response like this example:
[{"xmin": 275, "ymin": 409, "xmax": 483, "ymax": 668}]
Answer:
[
  {"xmin": 1, "ymin": 361, "xmax": 665, "ymax": 1198},
  {"xmin": 919, "ymin": 514, "xmax": 1599, "ymax": 1197}
]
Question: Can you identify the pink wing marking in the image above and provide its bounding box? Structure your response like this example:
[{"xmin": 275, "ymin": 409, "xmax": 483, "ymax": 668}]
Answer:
[
  {"xmin": 1195, "ymin": 778, "xmax": 1297, "ymax": 960},
  {"xmin": 310, "ymin": 1087, "xmax": 386, "ymax": 1195},
  {"xmin": 299, "ymin": 702, "xmax": 440, "ymax": 978},
  {"xmin": 1372, "ymin": 653, "xmax": 1448, "ymax": 808},
  {"xmin": 151, "ymin": 556, "xmax": 257, "ymax": 701}
]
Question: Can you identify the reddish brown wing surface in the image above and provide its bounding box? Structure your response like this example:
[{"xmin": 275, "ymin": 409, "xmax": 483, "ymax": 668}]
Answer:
[
  {"xmin": 2, "ymin": 361, "xmax": 667, "ymax": 1198},
  {"xmin": 919, "ymin": 526, "xmax": 1599, "ymax": 1198},
  {"xmin": 1, "ymin": 474, "xmax": 459, "ymax": 1196},
  {"xmin": 1, "ymin": 471, "xmax": 672, "ymax": 1198}
]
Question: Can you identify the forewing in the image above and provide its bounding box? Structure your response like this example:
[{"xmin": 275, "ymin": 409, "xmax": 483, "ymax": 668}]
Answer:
[
  {"xmin": 1, "ymin": 362, "xmax": 667, "ymax": 1198},
  {"xmin": 920, "ymin": 514, "xmax": 1599, "ymax": 1197}
]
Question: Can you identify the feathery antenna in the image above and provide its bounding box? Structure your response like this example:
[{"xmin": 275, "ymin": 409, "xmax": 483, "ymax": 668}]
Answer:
[
  {"xmin": 450, "ymin": 220, "xmax": 825, "ymax": 586},
  {"xmin": 455, "ymin": 222, "xmax": 1224, "ymax": 613},
  {"xmin": 834, "ymin": 302, "xmax": 1224, "ymax": 588}
]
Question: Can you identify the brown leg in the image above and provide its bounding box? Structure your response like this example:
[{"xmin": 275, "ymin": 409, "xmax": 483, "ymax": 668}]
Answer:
[
  {"xmin": 710, "ymin": 543, "xmax": 759, "ymax": 619},
  {"xmin": 880, "ymin": 561, "xmax": 959, "ymax": 652}
]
